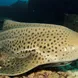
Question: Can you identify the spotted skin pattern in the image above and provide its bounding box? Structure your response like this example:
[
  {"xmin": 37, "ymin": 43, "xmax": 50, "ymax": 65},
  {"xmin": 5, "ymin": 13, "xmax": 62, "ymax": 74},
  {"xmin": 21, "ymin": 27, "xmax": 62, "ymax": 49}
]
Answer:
[{"xmin": 0, "ymin": 20, "xmax": 78, "ymax": 76}]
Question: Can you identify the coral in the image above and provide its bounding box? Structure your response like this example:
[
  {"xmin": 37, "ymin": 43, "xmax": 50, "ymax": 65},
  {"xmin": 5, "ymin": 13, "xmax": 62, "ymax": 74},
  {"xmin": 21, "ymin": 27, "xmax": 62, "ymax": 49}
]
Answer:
[{"xmin": 0, "ymin": 70, "xmax": 78, "ymax": 78}]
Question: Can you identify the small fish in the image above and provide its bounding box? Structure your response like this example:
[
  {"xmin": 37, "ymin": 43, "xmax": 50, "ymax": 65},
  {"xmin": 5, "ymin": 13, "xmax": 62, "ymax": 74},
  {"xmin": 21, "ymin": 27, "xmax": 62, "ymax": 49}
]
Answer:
[{"xmin": 0, "ymin": 20, "xmax": 78, "ymax": 76}]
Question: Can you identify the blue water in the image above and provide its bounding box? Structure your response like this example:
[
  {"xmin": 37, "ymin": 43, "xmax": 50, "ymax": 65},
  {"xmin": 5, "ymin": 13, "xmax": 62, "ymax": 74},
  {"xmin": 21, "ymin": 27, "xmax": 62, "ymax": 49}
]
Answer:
[{"xmin": 0, "ymin": 0, "xmax": 28, "ymax": 6}]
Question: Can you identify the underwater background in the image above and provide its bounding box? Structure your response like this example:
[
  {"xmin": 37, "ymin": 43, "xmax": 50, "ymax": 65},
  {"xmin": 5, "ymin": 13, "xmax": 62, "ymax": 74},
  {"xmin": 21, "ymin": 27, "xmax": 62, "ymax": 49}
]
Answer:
[
  {"xmin": 0, "ymin": 0, "xmax": 78, "ymax": 30},
  {"xmin": 0, "ymin": 0, "xmax": 78, "ymax": 76}
]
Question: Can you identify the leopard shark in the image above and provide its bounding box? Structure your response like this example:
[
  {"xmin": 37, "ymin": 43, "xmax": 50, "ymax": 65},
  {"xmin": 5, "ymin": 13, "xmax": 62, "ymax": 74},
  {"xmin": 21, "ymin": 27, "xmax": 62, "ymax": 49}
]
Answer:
[{"xmin": 0, "ymin": 20, "xmax": 78, "ymax": 76}]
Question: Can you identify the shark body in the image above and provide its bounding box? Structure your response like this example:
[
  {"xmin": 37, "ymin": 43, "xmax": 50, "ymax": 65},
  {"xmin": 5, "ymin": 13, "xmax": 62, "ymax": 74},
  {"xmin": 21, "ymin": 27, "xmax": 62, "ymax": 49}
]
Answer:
[{"xmin": 0, "ymin": 20, "xmax": 78, "ymax": 76}]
